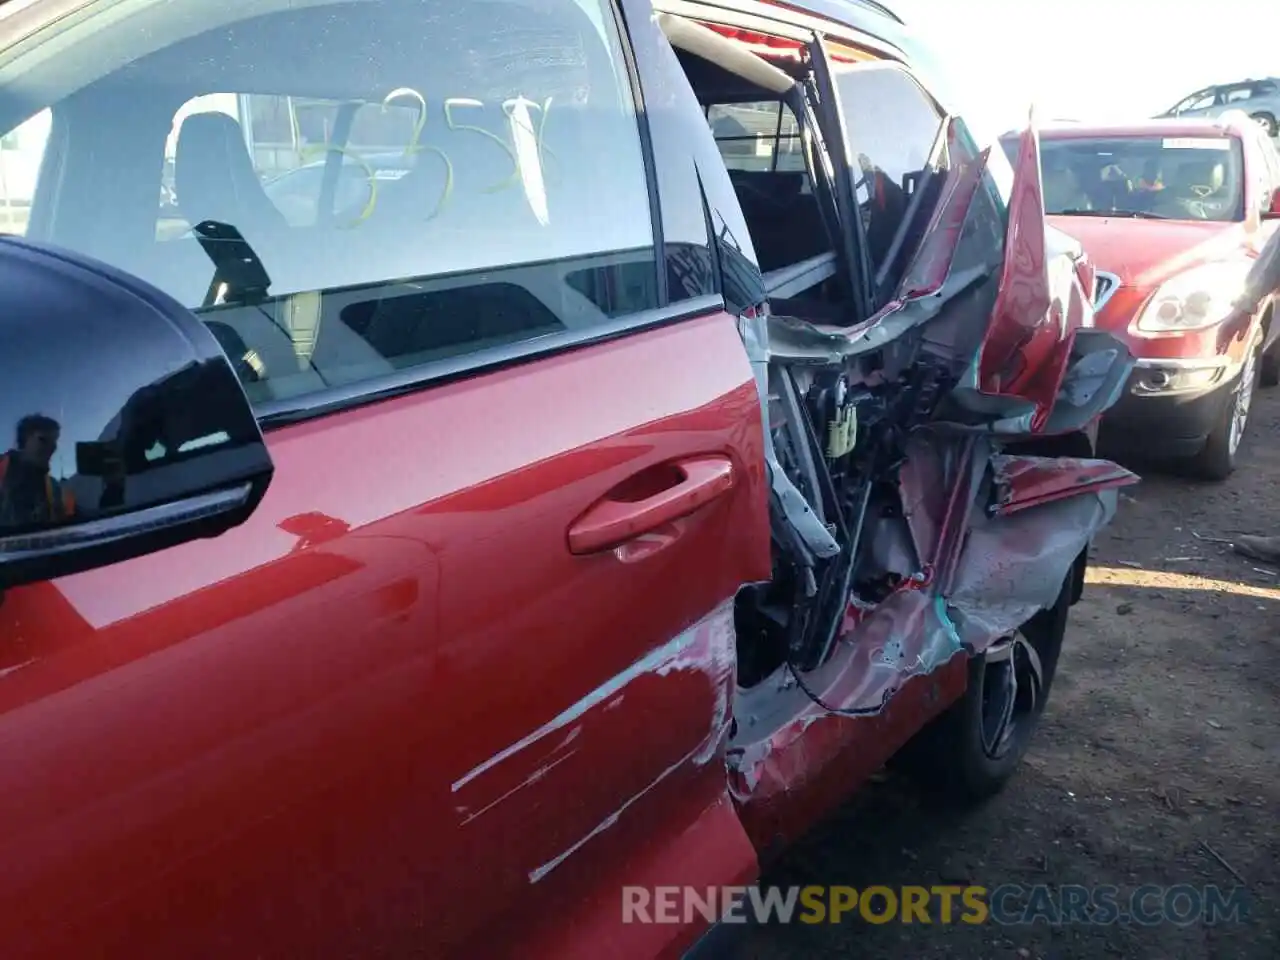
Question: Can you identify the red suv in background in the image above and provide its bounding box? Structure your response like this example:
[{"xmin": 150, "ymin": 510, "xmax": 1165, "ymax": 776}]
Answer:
[
  {"xmin": 0, "ymin": 0, "xmax": 1136, "ymax": 957},
  {"xmin": 1005, "ymin": 115, "xmax": 1280, "ymax": 479}
]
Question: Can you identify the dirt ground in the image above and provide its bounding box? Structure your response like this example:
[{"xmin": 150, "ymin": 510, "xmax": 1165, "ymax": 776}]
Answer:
[{"xmin": 737, "ymin": 388, "xmax": 1280, "ymax": 959}]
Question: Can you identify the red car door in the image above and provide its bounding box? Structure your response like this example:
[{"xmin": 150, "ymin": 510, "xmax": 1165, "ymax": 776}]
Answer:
[{"xmin": 0, "ymin": 0, "xmax": 769, "ymax": 956}]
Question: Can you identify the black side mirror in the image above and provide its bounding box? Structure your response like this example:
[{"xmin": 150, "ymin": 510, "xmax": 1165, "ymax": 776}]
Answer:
[{"xmin": 0, "ymin": 236, "xmax": 273, "ymax": 589}]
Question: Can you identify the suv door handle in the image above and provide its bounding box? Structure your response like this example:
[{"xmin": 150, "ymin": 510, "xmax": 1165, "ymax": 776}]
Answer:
[{"xmin": 567, "ymin": 456, "xmax": 735, "ymax": 555}]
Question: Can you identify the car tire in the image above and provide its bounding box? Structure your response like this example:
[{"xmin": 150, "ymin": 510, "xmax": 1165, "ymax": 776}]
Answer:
[
  {"xmin": 896, "ymin": 570, "xmax": 1071, "ymax": 806},
  {"xmin": 1184, "ymin": 329, "xmax": 1263, "ymax": 481},
  {"xmin": 1251, "ymin": 111, "xmax": 1278, "ymax": 138},
  {"xmin": 1261, "ymin": 339, "xmax": 1280, "ymax": 388}
]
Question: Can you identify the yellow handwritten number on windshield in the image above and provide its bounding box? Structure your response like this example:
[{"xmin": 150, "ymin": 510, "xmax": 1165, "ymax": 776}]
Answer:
[
  {"xmin": 309, "ymin": 92, "xmax": 556, "ymax": 225},
  {"xmin": 385, "ymin": 87, "xmax": 454, "ymax": 222}
]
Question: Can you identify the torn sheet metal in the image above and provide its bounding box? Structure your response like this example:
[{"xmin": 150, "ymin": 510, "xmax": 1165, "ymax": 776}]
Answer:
[
  {"xmin": 897, "ymin": 429, "xmax": 991, "ymax": 571},
  {"xmin": 1041, "ymin": 329, "xmax": 1136, "ymax": 435},
  {"xmin": 897, "ymin": 120, "xmax": 990, "ymax": 300},
  {"xmin": 729, "ymin": 587, "xmax": 961, "ymax": 794},
  {"xmin": 979, "ymin": 120, "xmax": 1051, "ymax": 402},
  {"xmin": 990, "ymin": 454, "xmax": 1139, "ymax": 516},
  {"xmin": 765, "ymin": 262, "xmax": 992, "ymax": 366},
  {"xmin": 861, "ymin": 509, "xmax": 922, "ymax": 582},
  {"xmin": 946, "ymin": 489, "xmax": 1118, "ymax": 649},
  {"xmin": 975, "ymin": 120, "xmax": 1102, "ymax": 433},
  {"xmin": 726, "ymin": 585, "xmax": 968, "ymax": 852},
  {"xmin": 728, "ymin": 436, "xmax": 1132, "ymax": 830}
]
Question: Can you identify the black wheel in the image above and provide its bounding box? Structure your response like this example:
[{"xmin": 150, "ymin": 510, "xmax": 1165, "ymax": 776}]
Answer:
[
  {"xmin": 897, "ymin": 570, "xmax": 1071, "ymax": 805},
  {"xmin": 1183, "ymin": 329, "xmax": 1262, "ymax": 481},
  {"xmin": 1251, "ymin": 111, "xmax": 1278, "ymax": 138}
]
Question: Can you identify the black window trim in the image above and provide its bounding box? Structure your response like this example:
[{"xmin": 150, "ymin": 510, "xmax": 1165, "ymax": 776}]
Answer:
[
  {"xmin": 254, "ymin": 292, "xmax": 726, "ymax": 429},
  {"xmin": 609, "ymin": 0, "xmax": 669, "ymax": 306}
]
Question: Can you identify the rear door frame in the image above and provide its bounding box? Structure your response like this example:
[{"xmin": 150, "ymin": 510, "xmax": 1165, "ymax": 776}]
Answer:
[{"xmin": 799, "ymin": 34, "xmax": 873, "ymax": 318}]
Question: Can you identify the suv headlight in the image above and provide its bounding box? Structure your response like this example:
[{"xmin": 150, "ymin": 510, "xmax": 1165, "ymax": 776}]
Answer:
[{"xmin": 1134, "ymin": 261, "xmax": 1252, "ymax": 333}]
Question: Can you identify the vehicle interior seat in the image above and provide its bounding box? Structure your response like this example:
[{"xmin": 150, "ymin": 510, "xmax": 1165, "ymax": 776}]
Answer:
[
  {"xmin": 1151, "ymin": 157, "xmax": 1226, "ymax": 216},
  {"xmin": 174, "ymin": 111, "xmax": 289, "ymax": 240},
  {"xmin": 729, "ymin": 169, "xmax": 829, "ymax": 272},
  {"xmin": 333, "ymin": 0, "xmax": 618, "ymax": 365},
  {"xmin": 1177, "ymin": 158, "xmax": 1225, "ymax": 195}
]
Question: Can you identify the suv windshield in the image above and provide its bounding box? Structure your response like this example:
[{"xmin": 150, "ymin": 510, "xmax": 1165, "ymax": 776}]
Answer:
[{"xmin": 1032, "ymin": 135, "xmax": 1246, "ymax": 222}]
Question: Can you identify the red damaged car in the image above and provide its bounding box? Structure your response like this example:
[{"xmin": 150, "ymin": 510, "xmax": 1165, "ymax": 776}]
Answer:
[
  {"xmin": 0, "ymin": 0, "xmax": 1135, "ymax": 956},
  {"xmin": 1006, "ymin": 115, "xmax": 1280, "ymax": 479}
]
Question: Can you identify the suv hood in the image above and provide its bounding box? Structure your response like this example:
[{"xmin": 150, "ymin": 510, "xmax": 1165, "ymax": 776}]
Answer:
[{"xmin": 1045, "ymin": 215, "xmax": 1243, "ymax": 289}]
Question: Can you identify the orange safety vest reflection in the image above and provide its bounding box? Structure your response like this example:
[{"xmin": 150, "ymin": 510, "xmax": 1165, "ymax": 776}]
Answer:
[{"xmin": 0, "ymin": 454, "xmax": 75, "ymax": 518}]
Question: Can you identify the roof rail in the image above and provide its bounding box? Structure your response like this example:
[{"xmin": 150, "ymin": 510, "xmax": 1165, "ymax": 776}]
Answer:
[
  {"xmin": 824, "ymin": 0, "xmax": 904, "ymax": 25},
  {"xmin": 856, "ymin": 0, "xmax": 903, "ymax": 23}
]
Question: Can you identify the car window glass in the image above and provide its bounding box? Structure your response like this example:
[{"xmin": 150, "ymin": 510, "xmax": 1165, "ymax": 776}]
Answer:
[
  {"xmin": 1038, "ymin": 135, "xmax": 1246, "ymax": 223},
  {"xmin": 160, "ymin": 94, "xmax": 421, "ymax": 235},
  {"xmin": 0, "ymin": 0, "xmax": 658, "ymax": 410},
  {"xmin": 1179, "ymin": 91, "xmax": 1216, "ymax": 111},
  {"xmin": 707, "ymin": 100, "xmax": 805, "ymax": 173},
  {"xmin": 833, "ymin": 64, "xmax": 946, "ymax": 292},
  {"xmin": 1225, "ymin": 86, "xmax": 1253, "ymax": 103},
  {"xmin": 0, "ymin": 109, "xmax": 52, "ymax": 236},
  {"xmin": 699, "ymin": 97, "xmax": 829, "ymax": 276}
]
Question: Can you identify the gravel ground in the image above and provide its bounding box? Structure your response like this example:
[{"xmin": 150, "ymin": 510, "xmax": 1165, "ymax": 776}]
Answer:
[{"xmin": 736, "ymin": 385, "xmax": 1280, "ymax": 960}]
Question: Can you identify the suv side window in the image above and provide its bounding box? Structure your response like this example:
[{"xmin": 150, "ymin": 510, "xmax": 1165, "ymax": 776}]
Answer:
[
  {"xmin": 1224, "ymin": 84, "xmax": 1255, "ymax": 104},
  {"xmin": 1177, "ymin": 89, "xmax": 1216, "ymax": 111},
  {"xmin": 833, "ymin": 63, "xmax": 947, "ymax": 295},
  {"xmin": 707, "ymin": 100, "xmax": 805, "ymax": 173},
  {"xmin": 1, "ymin": 0, "xmax": 660, "ymax": 411}
]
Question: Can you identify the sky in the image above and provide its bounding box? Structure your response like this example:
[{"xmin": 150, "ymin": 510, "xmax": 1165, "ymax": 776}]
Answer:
[{"xmin": 893, "ymin": 0, "xmax": 1280, "ymax": 137}]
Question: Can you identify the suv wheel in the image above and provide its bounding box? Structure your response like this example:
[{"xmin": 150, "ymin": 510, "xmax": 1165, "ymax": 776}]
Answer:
[
  {"xmin": 897, "ymin": 572, "xmax": 1070, "ymax": 805},
  {"xmin": 1185, "ymin": 328, "xmax": 1262, "ymax": 481},
  {"xmin": 1253, "ymin": 112, "xmax": 1278, "ymax": 137},
  {"xmin": 1261, "ymin": 330, "xmax": 1279, "ymax": 388}
]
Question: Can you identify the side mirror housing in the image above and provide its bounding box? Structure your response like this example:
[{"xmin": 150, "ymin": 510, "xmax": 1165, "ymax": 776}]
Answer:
[{"xmin": 0, "ymin": 236, "xmax": 272, "ymax": 589}]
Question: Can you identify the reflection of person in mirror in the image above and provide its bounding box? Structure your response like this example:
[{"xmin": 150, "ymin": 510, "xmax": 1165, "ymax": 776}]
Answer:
[{"xmin": 0, "ymin": 414, "xmax": 76, "ymax": 526}]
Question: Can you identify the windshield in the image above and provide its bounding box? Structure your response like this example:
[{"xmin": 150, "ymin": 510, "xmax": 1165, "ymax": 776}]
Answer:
[{"xmin": 1036, "ymin": 135, "xmax": 1246, "ymax": 222}]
